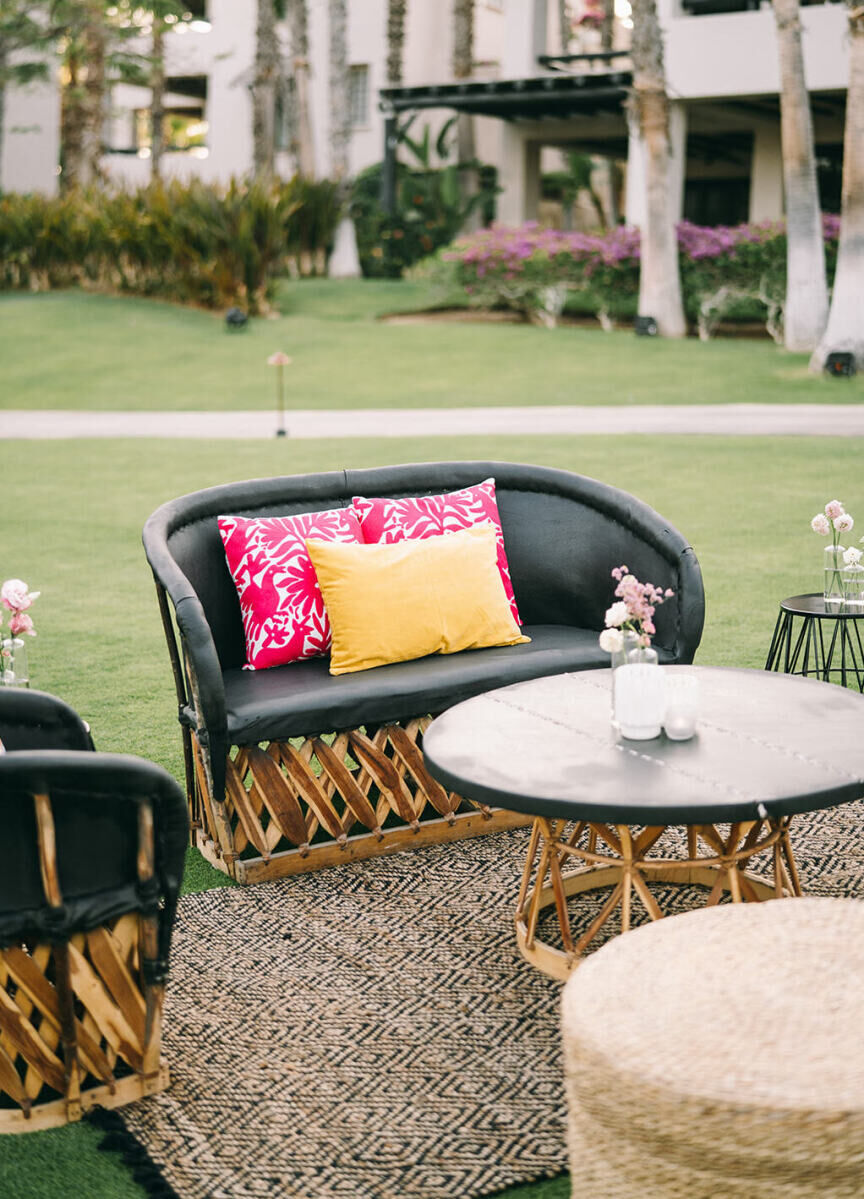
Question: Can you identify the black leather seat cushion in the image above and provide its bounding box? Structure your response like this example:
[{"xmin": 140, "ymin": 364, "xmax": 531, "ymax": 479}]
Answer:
[{"xmin": 220, "ymin": 624, "xmax": 677, "ymax": 745}]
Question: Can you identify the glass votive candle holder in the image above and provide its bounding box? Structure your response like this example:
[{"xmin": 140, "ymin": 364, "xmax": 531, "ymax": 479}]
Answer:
[{"xmin": 663, "ymin": 674, "xmax": 699, "ymax": 741}]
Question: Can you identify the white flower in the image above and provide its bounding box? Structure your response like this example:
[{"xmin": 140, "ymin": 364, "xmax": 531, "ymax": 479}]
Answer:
[
  {"xmin": 811, "ymin": 513, "xmax": 831, "ymax": 536},
  {"xmin": 844, "ymin": 546, "xmax": 863, "ymax": 566},
  {"xmin": 599, "ymin": 628, "xmax": 624, "ymax": 654},
  {"xmin": 604, "ymin": 602, "xmax": 630, "ymax": 628},
  {"xmin": 835, "ymin": 513, "xmax": 854, "ymax": 533}
]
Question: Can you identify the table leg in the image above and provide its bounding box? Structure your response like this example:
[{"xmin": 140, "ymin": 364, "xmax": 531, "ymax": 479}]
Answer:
[{"xmin": 514, "ymin": 816, "xmax": 800, "ymax": 981}]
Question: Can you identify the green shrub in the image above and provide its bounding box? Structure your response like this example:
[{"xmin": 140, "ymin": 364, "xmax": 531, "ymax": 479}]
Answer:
[{"xmin": 0, "ymin": 176, "xmax": 341, "ymax": 313}]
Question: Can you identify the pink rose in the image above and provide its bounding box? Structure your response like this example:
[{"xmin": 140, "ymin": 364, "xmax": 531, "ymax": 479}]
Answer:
[
  {"xmin": 9, "ymin": 611, "xmax": 35, "ymax": 637},
  {"xmin": 834, "ymin": 514, "xmax": 854, "ymax": 533},
  {"xmin": 1, "ymin": 578, "xmax": 38, "ymax": 612},
  {"xmin": 811, "ymin": 514, "xmax": 831, "ymax": 536},
  {"xmin": 825, "ymin": 501, "xmax": 845, "ymax": 521}
]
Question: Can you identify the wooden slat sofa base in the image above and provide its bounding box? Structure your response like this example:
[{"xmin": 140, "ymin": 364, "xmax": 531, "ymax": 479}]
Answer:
[
  {"xmin": 0, "ymin": 913, "xmax": 169, "ymax": 1133},
  {"xmin": 190, "ymin": 716, "xmax": 533, "ymax": 885}
]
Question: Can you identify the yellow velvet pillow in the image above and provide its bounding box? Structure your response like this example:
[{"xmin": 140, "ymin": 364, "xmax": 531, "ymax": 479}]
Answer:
[{"xmin": 305, "ymin": 524, "xmax": 530, "ymax": 675}]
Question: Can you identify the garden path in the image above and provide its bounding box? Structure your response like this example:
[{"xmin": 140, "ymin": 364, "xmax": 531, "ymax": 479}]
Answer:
[{"xmin": 2, "ymin": 405, "xmax": 863, "ymax": 439}]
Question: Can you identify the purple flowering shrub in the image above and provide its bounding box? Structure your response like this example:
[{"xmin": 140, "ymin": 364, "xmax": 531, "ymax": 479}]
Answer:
[{"xmin": 438, "ymin": 217, "xmax": 840, "ymax": 337}]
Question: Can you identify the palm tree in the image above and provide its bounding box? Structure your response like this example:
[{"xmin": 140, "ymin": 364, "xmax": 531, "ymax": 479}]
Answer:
[
  {"xmin": 386, "ymin": 0, "xmax": 407, "ymax": 85},
  {"xmin": 327, "ymin": 0, "xmax": 359, "ymax": 275},
  {"xmin": 811, "ymin": 5, "xmax": 864, "ymax": 372},
  {"xmin": 251, "ymin": 0, "xmax": 279, "ymax": 177},
  {"xmin": 59, "ymin": 0, "xmax": 108, "ymax": 189},
  {"xmin": 629, "ymin": 0, "xmax": 686, "ymax": 336},
  {"xmin": 772, "ymin": 0, "xmax": 829, "ymax": 351},
  {"xmin": 149, "ymin": 13, "xmax": 165, "ymax": 178}
]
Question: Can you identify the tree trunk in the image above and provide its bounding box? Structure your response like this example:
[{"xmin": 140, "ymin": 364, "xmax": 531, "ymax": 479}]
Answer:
[
  {"xmin": 386, "ymin": 0, "xmax": 406, "ymax": 85},
  {"xmin": 773, "ymin": 0, "xmax": 829, "ymax": 351},
  {"xmin": 600, "ymin": 0, "xmax": 620, "ymax": 226},
  {"xmin": 453, "ymin": 0, "xmax": 480, "ymax": 231},
  {"xmin": 287, "ymin": 0, "xmax": 315, "ymax": 176},
  {"xmin": 328, "ymin": 0, "xmax": 349, "ymax": 186},
  {"xmin": 0, "ymin": 56, "xmax": 6, "ymax": 194},
  {"xmin": 150, "ymin": 19, "xmax": 165, "ymax": 179},
  {"xmin": 252, "ymin": 0, "xmax": 279, "ymax": 178},
  {"xmin": 60, "ymin": 0, "xmax": 106, "ymax": 191},
  {"xmin": 629, "ymin": 0, "xmax": 686, "ymax": 337},
  {"xmin": 558, "ymin": 0, "xmax": 571, "ymax": 52},
  {"xmin": 810, "ymin": 5, "xmax": 864, "ymax": 371}
]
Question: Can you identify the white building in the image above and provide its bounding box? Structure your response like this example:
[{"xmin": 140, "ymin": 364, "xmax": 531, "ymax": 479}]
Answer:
[{"xmin": 1, "ymin": 0, "xmax": 848, "ymax": 227}]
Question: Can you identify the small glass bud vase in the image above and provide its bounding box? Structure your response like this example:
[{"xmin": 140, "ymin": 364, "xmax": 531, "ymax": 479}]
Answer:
[
  {"xmin": 0, "ymin": 637, "xmax": 29, "ymax": 687},
  {"xmin": 824, "ymin": 545, "xmax": 845, "ymax": 606},
  {"xmin": 842, "ymin": 563, "xmax": 864, "ymax": 609},
  {"xmin": 613, "ymin": 646, "xmax": 663, "ymax": 740}
]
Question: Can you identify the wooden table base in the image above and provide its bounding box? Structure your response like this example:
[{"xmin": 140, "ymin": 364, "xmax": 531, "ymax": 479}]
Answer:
[{"xmin": 515, "ymin": 815, "xmax": 802, "ymax": 980}]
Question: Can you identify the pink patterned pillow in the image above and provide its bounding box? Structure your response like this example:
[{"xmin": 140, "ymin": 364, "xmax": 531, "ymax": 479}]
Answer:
[
  {"xmin": 218, "ymin": 508, "xmax": 364, "ymax": 670},
  {"xmin": 351, "ymin": 478, "xmax": 521, "ymax": 624}
]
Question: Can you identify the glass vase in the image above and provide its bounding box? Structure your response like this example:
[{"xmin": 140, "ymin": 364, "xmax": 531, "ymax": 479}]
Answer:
[
  {"xmin": 842, "ymin": 563, "xmax": 864, "ymax": 609},
  {"xmin": 824, "ymin": 545, "xmax": 845, "ymax": 607},
  {"xmin": 0, "ymin": 637, "xmax": 29, "ymax": 687},
  {"xmin": 613, "ymin": 644, "xmax": 663, "ymax": 740}
]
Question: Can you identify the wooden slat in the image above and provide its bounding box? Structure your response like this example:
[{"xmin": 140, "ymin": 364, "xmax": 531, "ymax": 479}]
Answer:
[
  {"xmin": 0, "ymin": 1039, "xmax": 29, "ymax": 1111},
  {"xmin": 224, "ymin": 761, "xmax": 271, "ymax": 859},
  {"xmin": 388, "ymin": 725, "xmax": 457, "ymax": 819},
  {"xmin": 312, "ymin": 738, "xmax": 380, "ymax": 834},
  {"xmin": 0, "ymin": 988, "xmax": 66, "ymax": 1095},
  {"xmin": 66, "ymin": 944, "xmax": 144, "ymax": 1073},
  {"xmin": 246, "ymin": 746, "xmax": 310, "ymax": 846},
  {"xmin": 277, "ymin": 745, "xmax": 346, "ymax": 841},
  {"xmin": 348, "ymin": 730, "xmax": 417, "ymax": 826},
  {"xmin": 85, "ymin": 929, "xmax": 146, "ymax": 1047},
  {"xmin": 2, "ymin": 948, "xmax": 115, "ymax": 1084},
  {"xmin": 33, "ymin": 794, "xmax": 62, "ymax": 908}
]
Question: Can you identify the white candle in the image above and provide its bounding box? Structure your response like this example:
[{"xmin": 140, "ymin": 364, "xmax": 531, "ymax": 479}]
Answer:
[{"xmin": 664, "ymin": 675, "xmax": 699, "ymax": 741}]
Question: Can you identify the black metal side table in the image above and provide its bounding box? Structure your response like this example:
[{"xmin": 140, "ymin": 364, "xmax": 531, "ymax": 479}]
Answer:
[{"xmin": 765, "ymin": 593, "xmax": 864, "ymax": 690}]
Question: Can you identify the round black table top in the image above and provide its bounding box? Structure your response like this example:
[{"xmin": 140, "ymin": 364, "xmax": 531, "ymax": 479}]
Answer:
[
  {"xmin": 422, "ymin": 666, "xmax": 864, "ymax": 825},
  {"xmin": 781, "ymin": 593, "xmax": 864, "ymax": 618}
]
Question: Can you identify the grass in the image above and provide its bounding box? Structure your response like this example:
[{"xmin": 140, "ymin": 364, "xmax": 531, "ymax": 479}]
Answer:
[
  {"xmin": 1, "ymin": 277, "xmax": 859, "ymax": 1197},
  {"xmin": 3, "ymin": 428, "xmax": 864, "ymax": 1194},
  {"xmin": 1, "ymin": 280, "xmax": 861, "ymax": 412}
]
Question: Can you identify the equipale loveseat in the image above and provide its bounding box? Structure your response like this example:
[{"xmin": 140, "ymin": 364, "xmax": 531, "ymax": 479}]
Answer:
[{"xmin": 142, "ymin": 461, "xmax": 705, "ymax": 885}]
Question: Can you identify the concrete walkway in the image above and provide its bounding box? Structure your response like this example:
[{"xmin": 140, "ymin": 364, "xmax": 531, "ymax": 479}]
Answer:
[{"xmin": 2, "ymin": 404, "xmax": 863, "ymax": 439}]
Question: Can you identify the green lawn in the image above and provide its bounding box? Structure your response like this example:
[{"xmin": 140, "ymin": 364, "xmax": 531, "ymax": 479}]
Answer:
[
  {"xmin": 2, "ymin": 430, "xmax": 863, "ymax": 1198},
  {"xmin": 2, "ymin": 280, "xmax": 861, "ymax": 412}
]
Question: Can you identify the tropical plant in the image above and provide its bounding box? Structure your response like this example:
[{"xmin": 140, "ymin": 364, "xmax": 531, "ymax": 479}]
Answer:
[
  {"xmin": 629, "ymin": 0, "xmax": 686, "ymax": 337},
  {"xmin": 772, "ymin": 0, "xmax": 829, "ymax": 351},
  {"xmin": 811, "ymin": 3, "xmax": 864, "ymax": 373}
]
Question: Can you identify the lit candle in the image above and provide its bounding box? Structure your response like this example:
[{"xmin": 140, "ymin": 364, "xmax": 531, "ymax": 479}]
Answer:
[{"xmin": 664, "ymin": 674, "xmax": 699, "ymax": 741}]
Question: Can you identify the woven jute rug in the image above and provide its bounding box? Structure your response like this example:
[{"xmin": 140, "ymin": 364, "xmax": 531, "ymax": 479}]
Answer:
[{"xmin": 109, "ymin": 803, "xmax": 864, "ymax": 1199}]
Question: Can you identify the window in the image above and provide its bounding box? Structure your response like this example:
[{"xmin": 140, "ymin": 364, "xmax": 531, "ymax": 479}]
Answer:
[
  {"xmin": 349, "ymin": 65, "xmax": 369, "ymax": 128},
  {"xmin": 135, "ymin": 75, "xmax": 209, "ymax": 157}
]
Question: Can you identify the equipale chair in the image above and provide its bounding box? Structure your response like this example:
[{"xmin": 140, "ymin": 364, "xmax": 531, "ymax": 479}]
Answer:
[{"xmin": 0, "ymin": 689, "xmax": 187, "ymax": 1131}]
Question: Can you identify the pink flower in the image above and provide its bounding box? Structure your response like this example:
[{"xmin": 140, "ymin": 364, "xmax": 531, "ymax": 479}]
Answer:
[
  {"xmin": 1, "ymin": 578, "xmax": 38, "ymax": 612},
  {"xmin": 9, "ymin": 612, "xmax": 35, "ymax": 637},
  {"xmin": 834, "ymin": 514, "xmax": 854, "ymax": 533},
  {"xmin": 811, "ymin": 514, "xmax": 831, "ymax": 536},
  {"xmin": 825, "ymin": 501, "xmax": 845, "ymax": 521}
]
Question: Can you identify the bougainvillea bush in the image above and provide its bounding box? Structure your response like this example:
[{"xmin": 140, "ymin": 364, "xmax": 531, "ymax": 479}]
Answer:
[{"xmin": 437, "ymin": 217, "xmax": 840, "ymax": 339}]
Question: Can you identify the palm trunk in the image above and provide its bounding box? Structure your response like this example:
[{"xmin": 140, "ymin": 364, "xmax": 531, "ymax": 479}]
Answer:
[
  {"xmin": 629, "ymin": 0, "xmax": 686, "ymax": 337},
  {"xmin": 773, "ymin": 0, "xmax": 829, "ymax": 350},
  {"xmin": 810, "ymin": 5, "xmax": 864, "ymax": 371},
  {"xmin": 328, "ymin": 0, "xmax": 349, "ymax": 186},
  {"xmin": 0, "ymin": 58, "xmax": 6, "ymax": 194},
  {"xmin": 60, "ymin": 0, "xmax": 106, "ymax": 191},
  {"xmin": 150, "ymin": 20, "xmax": 165, "ymax": 179},
  {"xmin": 558, "ymin": 0, "xmax": 571, "ymax": 52},
  {"xmin": 288, "ymin": 0, "xmax": 315, "ymax": 176},
  {"xmin": 453, "ymin": 0, "xmax": 480, "ymax": 231},
  {"xmin": 600, "ymin": 0, "xmax": 620, "ymax": 225},
  {"xmin": 386, "ymin": 0, "xmax": 406, "ymax": 85},
  {"xmin": 252, "ymin": 0, "xmax": 278, "ymax": 178}
]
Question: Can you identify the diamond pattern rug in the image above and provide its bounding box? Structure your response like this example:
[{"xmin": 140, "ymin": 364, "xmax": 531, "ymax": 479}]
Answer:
[{"xmin": 114, "ymin": 804, "xmax": 864, "ymax": 1199}]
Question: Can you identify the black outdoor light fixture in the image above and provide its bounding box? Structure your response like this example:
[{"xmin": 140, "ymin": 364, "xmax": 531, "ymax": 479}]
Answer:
[
  {"xmin": 825, "ymin": 351, "xmax": 856, "ymax": 379},
  {"xmin": 634, "ymin": 315, "xmax": 658, "ymax": 336},
  {"xmin": 225, "ymin": 307, "xmax": 249, "ymax": 332}
]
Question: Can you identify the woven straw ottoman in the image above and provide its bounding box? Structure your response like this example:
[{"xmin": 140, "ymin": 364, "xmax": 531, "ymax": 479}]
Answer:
[{"xmin": 561, "ymin": 898, "xmax": 864, "ymax": 1198}]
